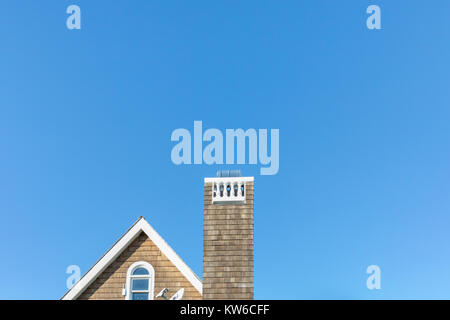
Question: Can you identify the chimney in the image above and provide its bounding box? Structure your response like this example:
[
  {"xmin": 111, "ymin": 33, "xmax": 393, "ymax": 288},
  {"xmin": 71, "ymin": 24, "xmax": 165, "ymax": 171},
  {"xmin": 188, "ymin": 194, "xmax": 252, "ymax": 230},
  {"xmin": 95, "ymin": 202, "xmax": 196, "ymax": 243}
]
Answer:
[{"xmin": 203, "ymin": 171, "xmax": 254, "ymax": 299}]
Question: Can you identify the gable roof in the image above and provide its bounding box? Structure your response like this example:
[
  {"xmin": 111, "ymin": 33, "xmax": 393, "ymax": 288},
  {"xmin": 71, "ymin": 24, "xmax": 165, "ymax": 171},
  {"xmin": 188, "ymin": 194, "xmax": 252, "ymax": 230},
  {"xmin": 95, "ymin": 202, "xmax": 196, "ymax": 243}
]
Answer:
[{"xmin": 61, "ymin": 217, "xmax": 202, "ymax": 300}]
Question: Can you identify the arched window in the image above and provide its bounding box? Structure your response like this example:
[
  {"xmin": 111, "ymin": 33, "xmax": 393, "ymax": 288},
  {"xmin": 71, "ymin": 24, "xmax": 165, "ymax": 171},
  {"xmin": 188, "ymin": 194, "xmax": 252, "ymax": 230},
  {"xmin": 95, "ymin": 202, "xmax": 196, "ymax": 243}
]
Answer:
[{"xmin": 126, "ymin": 261, "xmax": 155, "ymax": 300}]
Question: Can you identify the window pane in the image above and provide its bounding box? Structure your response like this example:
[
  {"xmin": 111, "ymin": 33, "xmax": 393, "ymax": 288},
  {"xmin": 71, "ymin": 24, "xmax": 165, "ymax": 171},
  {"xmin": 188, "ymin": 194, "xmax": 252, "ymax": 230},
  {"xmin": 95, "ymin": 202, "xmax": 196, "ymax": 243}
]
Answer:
[
  {"xmin": 132, "ymin": 278, "xmax": 149, "ymax": 291},
  {"xmin": 132, "ymin": 267, "xmax": 149, "ymax": 275},
  {"xmin": 132, "ymin": 292, "xmax": 148, "ymax": 300}
]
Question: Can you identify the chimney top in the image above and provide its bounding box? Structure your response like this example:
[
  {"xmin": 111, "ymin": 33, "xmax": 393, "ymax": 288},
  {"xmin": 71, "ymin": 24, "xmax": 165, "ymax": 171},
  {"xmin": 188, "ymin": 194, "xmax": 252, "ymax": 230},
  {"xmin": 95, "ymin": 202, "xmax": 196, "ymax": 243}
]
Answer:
[
  {"xmin": 216, "ymin": 170, "xmax": 242, "ymax": 178},
  {"xmin": 205, "ymin": 174, "xmax": 253, "ymax": 204}
]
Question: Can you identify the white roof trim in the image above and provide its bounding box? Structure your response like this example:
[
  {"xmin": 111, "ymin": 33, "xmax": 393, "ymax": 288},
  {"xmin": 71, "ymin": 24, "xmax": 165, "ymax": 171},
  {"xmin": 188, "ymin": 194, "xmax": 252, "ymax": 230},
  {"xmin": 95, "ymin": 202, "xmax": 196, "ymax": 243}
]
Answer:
[
  {"xmin": 61, "ymin": 217, "xmax": 202, "ymax": 300},
  {"xmin": 204, "ymin": 176, "xmax": 254, "ymax": 183}
]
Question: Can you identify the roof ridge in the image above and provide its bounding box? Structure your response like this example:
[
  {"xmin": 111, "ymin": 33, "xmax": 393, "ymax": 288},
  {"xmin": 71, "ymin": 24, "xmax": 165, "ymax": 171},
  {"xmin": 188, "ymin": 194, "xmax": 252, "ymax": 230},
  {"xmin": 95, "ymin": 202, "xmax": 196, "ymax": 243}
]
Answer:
[{"xmin": 61, "ymin": 217, "xmax": 202, "ymax": 300}]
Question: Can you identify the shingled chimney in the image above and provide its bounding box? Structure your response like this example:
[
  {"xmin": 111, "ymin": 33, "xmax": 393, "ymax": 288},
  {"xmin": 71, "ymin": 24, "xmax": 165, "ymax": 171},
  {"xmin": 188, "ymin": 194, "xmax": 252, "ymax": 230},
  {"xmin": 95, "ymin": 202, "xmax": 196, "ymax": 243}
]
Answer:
[{"xmin": 203, "ymin": 171, "xmax": 254, "ymax": 300}]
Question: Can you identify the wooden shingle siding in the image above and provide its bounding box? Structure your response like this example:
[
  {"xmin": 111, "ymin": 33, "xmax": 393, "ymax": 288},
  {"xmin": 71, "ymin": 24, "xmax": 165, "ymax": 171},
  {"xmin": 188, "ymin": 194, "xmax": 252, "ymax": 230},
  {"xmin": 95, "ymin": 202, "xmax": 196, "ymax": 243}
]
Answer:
[
  {"xmin": 203, "ymin": 181, "xmax": 254, "ymax": 300},
  {"xmin": 77, "ymin": 232, "xmax": 202, "ymax": 300}
]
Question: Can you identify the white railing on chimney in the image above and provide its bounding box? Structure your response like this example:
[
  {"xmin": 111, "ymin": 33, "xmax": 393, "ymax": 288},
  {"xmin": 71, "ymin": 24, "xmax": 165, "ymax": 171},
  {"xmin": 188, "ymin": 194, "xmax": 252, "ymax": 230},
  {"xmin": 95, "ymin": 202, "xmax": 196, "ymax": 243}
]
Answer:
[{"xmin": 205, "ymin": 177, "xmax": 253, "ymax": 204}]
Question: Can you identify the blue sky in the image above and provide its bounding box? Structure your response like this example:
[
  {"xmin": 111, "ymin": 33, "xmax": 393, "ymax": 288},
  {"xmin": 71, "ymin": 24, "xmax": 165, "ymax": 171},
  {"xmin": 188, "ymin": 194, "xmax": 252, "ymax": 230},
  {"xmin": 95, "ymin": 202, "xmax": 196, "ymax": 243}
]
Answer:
[{"xmin": 1, "ymin": 1, "xmax": 450, "ymax": 299}]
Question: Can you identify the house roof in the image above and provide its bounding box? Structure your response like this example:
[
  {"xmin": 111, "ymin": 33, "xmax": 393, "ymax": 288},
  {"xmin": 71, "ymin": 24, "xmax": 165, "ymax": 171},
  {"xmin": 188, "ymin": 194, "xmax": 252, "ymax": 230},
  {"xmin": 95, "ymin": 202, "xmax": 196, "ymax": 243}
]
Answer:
[{"xmin": 61, "ymin": 217, "xmax": 202, "ymax": 300}]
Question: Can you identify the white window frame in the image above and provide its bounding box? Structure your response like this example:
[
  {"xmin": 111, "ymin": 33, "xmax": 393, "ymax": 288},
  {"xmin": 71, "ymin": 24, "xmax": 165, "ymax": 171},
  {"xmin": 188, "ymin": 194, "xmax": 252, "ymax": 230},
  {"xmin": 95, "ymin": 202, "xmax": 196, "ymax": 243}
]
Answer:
[{"xmin": 125, "ymin": 261, "xmax": 155, "ymax": 300}]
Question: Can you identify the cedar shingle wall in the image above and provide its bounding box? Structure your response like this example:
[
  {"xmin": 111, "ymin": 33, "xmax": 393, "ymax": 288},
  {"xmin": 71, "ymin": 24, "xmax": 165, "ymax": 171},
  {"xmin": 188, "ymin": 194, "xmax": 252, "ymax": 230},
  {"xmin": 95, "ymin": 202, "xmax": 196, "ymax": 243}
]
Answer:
[
  {"xmin": 203, "ymin": 181, "xmax": 254, "ymax": 300},
  {"xmin": 77, "ymin": 232, "xmax": 202, "ymax": 300}
]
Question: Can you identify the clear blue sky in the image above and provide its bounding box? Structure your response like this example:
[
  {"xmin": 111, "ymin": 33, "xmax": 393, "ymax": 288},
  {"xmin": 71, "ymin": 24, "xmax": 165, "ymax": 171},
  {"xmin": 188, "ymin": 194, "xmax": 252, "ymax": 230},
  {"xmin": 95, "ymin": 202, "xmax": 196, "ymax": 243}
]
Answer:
[{"xmin": 1, "ymin": 1, "xmax": 450, "ymax": 299}]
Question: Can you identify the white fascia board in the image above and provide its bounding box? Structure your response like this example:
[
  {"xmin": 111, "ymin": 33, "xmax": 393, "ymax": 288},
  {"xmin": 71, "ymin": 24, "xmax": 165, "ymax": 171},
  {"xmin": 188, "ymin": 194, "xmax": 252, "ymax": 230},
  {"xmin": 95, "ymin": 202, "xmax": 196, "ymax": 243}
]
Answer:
[
  {"xmin": 62, "ymin": 219, "xmax": 142, "ymax": 300},
  {"xmin": 61, "ymin": 217, "xmax": 202, "ymax": 300},
  {"xmin": 140, "ymin": 220, "xmax": 203, "ymax": 294},
  {"xmin": 204, "ymin": 177, "xmax": 254, "ymax": 183}
]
